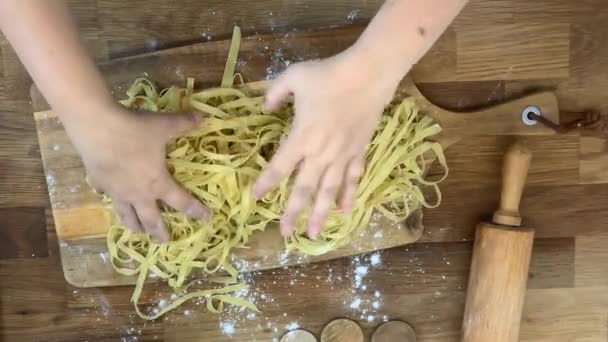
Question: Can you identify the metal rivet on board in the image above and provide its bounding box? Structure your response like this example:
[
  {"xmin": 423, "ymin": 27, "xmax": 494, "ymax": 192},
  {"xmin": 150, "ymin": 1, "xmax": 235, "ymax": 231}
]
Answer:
[{"xmin": 522, "ymin": 105, "xmax": 541, "ymax": 126}]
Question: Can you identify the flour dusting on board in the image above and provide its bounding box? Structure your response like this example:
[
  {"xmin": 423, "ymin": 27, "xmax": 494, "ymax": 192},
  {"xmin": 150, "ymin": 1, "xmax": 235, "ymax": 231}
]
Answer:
[
  {"xmin": 264, "ymin": 47, "xmax": 304, "ymax": 81},
  {"xmin": 341, "ymin": 252, "xmax": 389, "ymax": 323},
  {"xmin": 346, "ymin": 9, "xmax": 361, "ymax": 22},
  {"xmin": 68, "ymin": 247, "xmax": 402, "ymax": 340}
]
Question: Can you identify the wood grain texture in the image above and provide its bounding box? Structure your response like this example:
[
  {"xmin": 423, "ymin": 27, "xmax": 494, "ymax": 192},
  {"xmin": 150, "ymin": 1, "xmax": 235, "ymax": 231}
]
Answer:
[
  {"xmin": 0, "ymin": 236, "xmax": 579, "ymax": 342},
  {"xmin": 575, "ymin": 232, "xmax": 608, "ymax": 288},
  {"xmin": 1, "ymin": 0, "xmax": 607, "ymax": 341},
  {"xmin": 0, "ymin": 42, "xmax": 31, "ymax": 103},
  {"xmin": 492, "ymin": 140, "xmax": 532, "ymax": 226},
  {"xmin": 579, "ymin": 134, "xmax": 608, "ymax": 184},
  {"xmin": 462, "ymin": 225, "xmax": 534, "ymax": 342},
  {"xmin": 0, "ymin": 207, "xmax": 47, "ymax": 259},
  {"xmin": 461, "ymin": 141, "xmax": 534, "ymax": 342},
  {"xmin": 422, "ymin": 182, "xmax": 608, "ymax": 242},
  {"xmin": 0, "ymin": 111, "xmax": 47, "ymax": 207},
  {"xmin": 521, "ymin": 287, "xmax": 608, "ymax": 342},
  {"xmin": 505, "ymin": 13, "xmax": 608, "ymax": 184},
  {"xmin": 456, "ymin": 23, "xmax": 570, "ymax": 81},
  {"xmin": 32, "ymin": 27, "xmax": 559, "ymax": 288},
  {"xmin": 416, "ymin": 80, "xmax": 506, "ymax": 110}
]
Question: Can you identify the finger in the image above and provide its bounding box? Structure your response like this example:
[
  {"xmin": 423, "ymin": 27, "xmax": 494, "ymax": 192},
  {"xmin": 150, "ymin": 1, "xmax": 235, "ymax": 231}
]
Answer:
[
  {"xmin": 264, "ymin": 69, "xmax": 296, "ymax": 111},
  {"xmin": 162, "ymin": 178, "xmax": 212, "ymax": 221},
  {"xmin": 134, "ymin": 201, "xmax": 169, "ymax": 243},
  {"xmin": 280, "ymin": 160, "xmax": 325, "ymax": 237},
  {"xmin": 253, "ymin": 130, "xmax": 304, "ymax": 199},
  {"xmin": 338, "ymin": 155, "xmax": 365, "ymax": 213},
  {"xmin": 153, "ymin": 112, "xmax": 203, "ymax": 138},
  {"xmin": 85, "ymin": 175, "xmax": 105, "ymax": 195},
  {"xmin": 113, "ymin": 200, "xmax": 143, "ymax": 233},
  {"xmin": 307, "ymin": 162, "xmax": 345, "ymax": 239}
]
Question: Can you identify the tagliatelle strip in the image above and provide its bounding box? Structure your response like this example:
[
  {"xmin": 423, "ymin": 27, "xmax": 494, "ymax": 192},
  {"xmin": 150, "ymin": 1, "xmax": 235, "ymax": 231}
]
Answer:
[{"xmin": 106, "ymin": 26, "xmax": 448, "ymax": 320}]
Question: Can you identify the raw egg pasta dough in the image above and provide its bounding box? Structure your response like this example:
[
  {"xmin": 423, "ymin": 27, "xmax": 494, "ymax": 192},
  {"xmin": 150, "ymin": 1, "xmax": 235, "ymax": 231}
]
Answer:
[{"xmin": 106, "ymin": 27, "xmax": 448, "ymax": 320}]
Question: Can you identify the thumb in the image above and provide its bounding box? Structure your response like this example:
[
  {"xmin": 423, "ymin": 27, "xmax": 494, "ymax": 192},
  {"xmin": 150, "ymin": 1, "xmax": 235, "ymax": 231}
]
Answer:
[
  {"xmin": 161, "ymin": 113, "xmax": 203, "ymax": 137},
  {"xmin": 264, "ymin": 70, "xmax": 296, "ymax": 111}
]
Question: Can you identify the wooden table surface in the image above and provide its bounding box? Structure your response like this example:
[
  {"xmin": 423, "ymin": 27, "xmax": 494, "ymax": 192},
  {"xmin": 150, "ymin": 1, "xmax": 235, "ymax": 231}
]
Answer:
[{"xmin": 1, "ymin": 1, "xmax": 607, "ymax": 341}]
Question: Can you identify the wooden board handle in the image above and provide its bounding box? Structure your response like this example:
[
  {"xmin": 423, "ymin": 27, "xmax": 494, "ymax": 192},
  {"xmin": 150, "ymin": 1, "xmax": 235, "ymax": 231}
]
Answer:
[
  {"xmin": 436, "ymin": 92, "xmax": 559, "ymax": 136},
  {"xmin": 461, "ymin": 223, "xmax": 535, "ymax": 342},
  {"xmin": 493, "ymin": 141, "xmax": 532, "ymax": 226},
  {"xmin": 402, "ymin": 77, "xmax": 560, "ymax": 136}
]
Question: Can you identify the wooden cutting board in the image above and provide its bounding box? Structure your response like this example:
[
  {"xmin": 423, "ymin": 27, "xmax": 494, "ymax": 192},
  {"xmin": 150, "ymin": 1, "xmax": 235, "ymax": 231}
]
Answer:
[{"xmin": 32, "ymin": 26, "xmax": 559, "ymax": 288}]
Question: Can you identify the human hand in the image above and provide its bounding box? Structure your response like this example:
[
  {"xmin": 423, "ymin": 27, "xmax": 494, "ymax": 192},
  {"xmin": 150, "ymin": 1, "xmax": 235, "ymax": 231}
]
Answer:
[
  {"xmin": 253, "ymin": 51, "xmax": 402, "ymax": 239},
  {"xmin": 64, "ymin": 103, "xmax": 211, "ymax": 242}
]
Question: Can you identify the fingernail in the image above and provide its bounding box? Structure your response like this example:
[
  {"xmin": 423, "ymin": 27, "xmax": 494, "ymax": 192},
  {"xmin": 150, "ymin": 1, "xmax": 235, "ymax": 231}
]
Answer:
[
  {"xmin": 308, "ymin": 225, "xmax": 320, "ymax": 240},
  {"xmin": 191, "ymin": 114, "xmax": 203, "ymax": 124},
  {"xmin": 280, "ymin": 225, "xmax": 293, "ymax": 237},
  {"xmin": 202, "ymin": 208, "xmax": 213, "ymax": 222},
  {"xmin": 280, "ymin": 218, "xmax": 294, "ymax": 237},
  {"xmin": 186, "ymin": 205, "xmax": 212, "ymax": 222},
  {"xmin": 252, "ymin": 185, "xmax": 263, "ymax": 200},
  {"xmin": 157, "ymin": 222, "xmax": 169, "ymax": 243},
  {"xmin": 341, "ymin": 201, "xmax": 354, "ymax": 214},
  {"xmin": 263, "ymin": 99, "xmax": 273, "ymax": 112},
  {"xmin": 344, "ymin": 204, "xmax": 353, "ymax": 214}
]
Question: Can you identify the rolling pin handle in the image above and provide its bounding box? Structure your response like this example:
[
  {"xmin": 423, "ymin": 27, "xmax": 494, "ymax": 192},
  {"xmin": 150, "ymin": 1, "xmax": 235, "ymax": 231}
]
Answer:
[{"xmin": 492, "ymin": 140, "xmax": 532, "ymax": 226}]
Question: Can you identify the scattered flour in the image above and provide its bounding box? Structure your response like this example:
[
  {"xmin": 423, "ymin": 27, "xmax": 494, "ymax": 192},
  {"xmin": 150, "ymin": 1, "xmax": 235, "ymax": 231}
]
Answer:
[
  {"xmin": 264, "ymin": 46, "xmax": 304, "ymax": 81},
  {"xmin": 354, "ymin": 265, "xmax": 369, "ymax": 289},
  {"xmin": 342, "ymin": 251, "xmax": 391, "ymax": 322},
  {"xmin": 220, "ymin": 321, "xmax": 236, "ymax": 336},
  {"xmin": 372, "ymin": 301, "xmax": 382, "ymax": 310},
  {"xmin": 285, "ymin": 321, "xmax": 300, "ymax": 330},
  {"xmin": 369, "ymin": 253, "xmax": 382, "ymax": 267},
  {"xmin": 346, "ymin": 9, "xmax": 361, "ymax": 22}
]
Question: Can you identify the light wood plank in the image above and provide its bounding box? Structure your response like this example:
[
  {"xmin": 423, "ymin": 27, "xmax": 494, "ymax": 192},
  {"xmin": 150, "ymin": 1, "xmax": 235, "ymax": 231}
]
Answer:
[
  {"xmin": 579, "ymin": 135, "xmax": 608, "ymax": 184},
  {"xmin": 575, "ymin": 232, "xmax": 608, "ymax": 287},
  {"xmin": 521, "ymin": 287, "xmax": 608, "ymax": 342},
  {"xmin": 456, "ymin": 23, "xmax": 570, "ymax": 81}
]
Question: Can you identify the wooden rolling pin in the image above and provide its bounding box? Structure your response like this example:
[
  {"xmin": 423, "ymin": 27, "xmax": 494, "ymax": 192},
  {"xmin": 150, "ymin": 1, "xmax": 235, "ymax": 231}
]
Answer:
[{"xmin": 461, "ymin": 141, "xmax": 534, "ymax": 342}]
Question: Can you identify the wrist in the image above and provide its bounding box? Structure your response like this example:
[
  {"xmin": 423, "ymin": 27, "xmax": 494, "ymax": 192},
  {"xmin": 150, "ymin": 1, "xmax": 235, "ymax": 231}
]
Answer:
[
  {"xmin": 337, "ymin": 43, "xmax": 409, "ymax": 93},
  {"xmin": 57, "ymin": 95, "xmax": 124, "ymax": 132}
]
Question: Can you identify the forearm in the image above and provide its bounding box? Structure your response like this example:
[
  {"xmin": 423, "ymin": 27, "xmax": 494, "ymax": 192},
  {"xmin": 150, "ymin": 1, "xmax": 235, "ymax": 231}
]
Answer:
[
  {"xmin": 0, "ymin": 1, "xmax": 113, "ymax": 122},
  {"xmin": 350, "ymin": 0, "xmax": 468, "ymax": 83}
]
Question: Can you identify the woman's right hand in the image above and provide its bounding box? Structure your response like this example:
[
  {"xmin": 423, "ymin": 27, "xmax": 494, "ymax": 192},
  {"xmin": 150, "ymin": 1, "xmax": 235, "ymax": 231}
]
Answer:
[{"xmin": 63, "ymin": 103, "xmax": 211, "ymax": 242}]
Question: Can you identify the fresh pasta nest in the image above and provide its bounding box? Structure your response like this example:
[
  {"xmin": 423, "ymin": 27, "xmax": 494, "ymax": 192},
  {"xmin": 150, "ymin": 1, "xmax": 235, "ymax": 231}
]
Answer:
[{"xmin": 106, "ymin": 27, "xmax": 448, "ymax": 320}]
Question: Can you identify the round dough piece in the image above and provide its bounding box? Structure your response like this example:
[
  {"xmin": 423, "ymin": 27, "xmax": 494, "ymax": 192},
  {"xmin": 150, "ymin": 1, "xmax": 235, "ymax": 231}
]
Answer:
[
  {"xmin": 281, "ymin": 329, "xmax": 317, "ymax": 342},
  {"xmin": 371, "ymin": 321, "xmax": 416, "ymax": 342},
  {"xmin": 321, "ymin": 318, "xmax": 364, "ymax": 342}
]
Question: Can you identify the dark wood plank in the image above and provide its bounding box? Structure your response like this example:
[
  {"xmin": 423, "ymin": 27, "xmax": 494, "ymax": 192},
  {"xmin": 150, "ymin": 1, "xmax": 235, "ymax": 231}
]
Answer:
[
  {"xmin": 417, "ymin": 80, "xmax": 506, "ymax": 111},
  {"xmin": 0, "ymin": 43, "xmax": 30, "ymax": 103},
  {"xmin": 0, "ymin": 207, "xmax": 47, "ymax": 259},
  {"xmin": 0, "ymin": 237, "xmax": 573, "ymax": 341},
  {"xmin": 422, "ymin": 182, "xmax": 608, "ymax": 243},
  {"xmin": 575, "ymin": 232, "xmax": 608, "ymax": 288},
  {"xmin": 528, "ymin": 238, "xmax": 575, "ymax": 289},
  {"xmin": 0, "ymin": 111, "xmax": 48, "ymax": 207}
]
